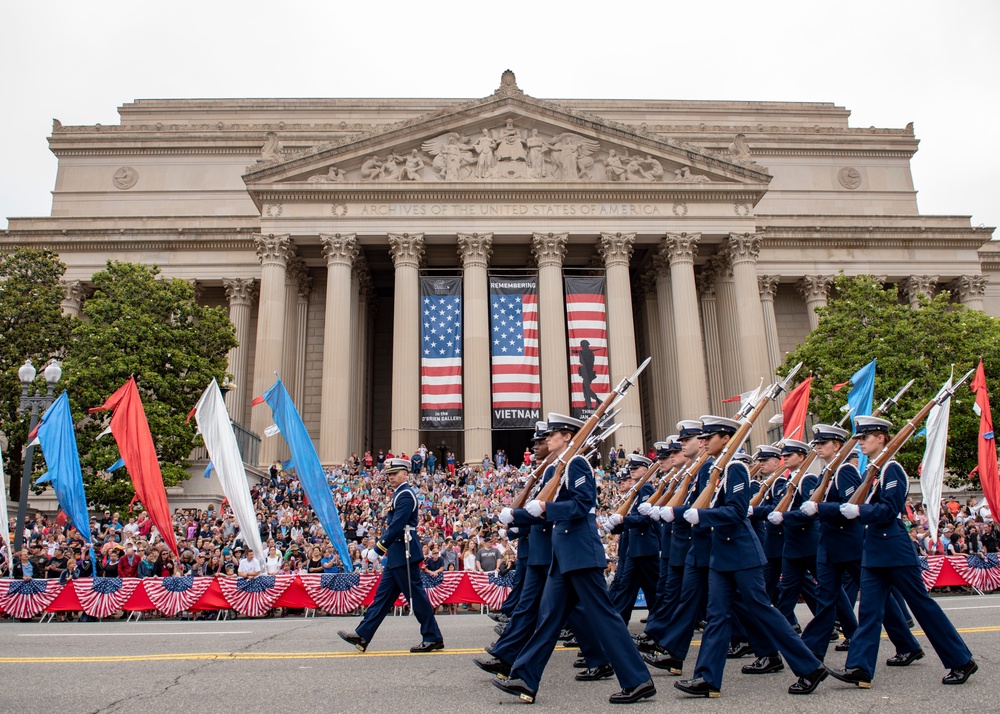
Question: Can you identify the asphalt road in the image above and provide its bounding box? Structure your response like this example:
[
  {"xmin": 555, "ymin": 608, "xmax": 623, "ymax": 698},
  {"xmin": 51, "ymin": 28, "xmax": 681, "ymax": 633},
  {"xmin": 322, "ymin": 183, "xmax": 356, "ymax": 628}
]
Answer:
[{"xmin": 2, "ymin": 594, "xmax": 997, "ymax": 714}]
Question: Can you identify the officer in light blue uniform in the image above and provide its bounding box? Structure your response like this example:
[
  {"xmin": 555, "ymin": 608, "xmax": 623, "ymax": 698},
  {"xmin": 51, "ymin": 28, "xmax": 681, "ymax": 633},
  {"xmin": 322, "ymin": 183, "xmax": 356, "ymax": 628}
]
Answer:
[
  {"xmin": 829, "ymin": 416, "xmax": 977, "ymax": 689},
  {"xmin": 338, "ymin": 458, "xmax": 443, "ymax": 653},
  {"xmin": 798, "ymin": 424, "xmax": 921, "ymax": 661},
  {"xmin": 674, "ymin": 416, "xmax": 827, "ymax": 698},
  {"xmin": 608, "ymin": 454, "xmax": 660, "ymax": 621},
  {"xmin": 494, "ymin": 413, "xmax": 655, "ymax": 705}
]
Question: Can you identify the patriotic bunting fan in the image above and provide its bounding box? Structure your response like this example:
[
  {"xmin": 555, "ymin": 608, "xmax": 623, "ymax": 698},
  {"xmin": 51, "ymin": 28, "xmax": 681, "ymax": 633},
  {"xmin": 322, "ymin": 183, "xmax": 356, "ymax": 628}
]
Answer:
[
  {"xmin": 948, "ymin": 554, "xmax": 1000, "ymax": 593},
  {"xmin": 299, "ymin": 573, "xmax": 378, "ymax": 615},
  {"xmin": 75, "ymin": 578, "xmax": 140, "ymax": 619},
  {"xmin": 143, "ymin": 576, "xmax": 212, "ymax": 616},
  {"xmin": 467, "ymin": 571, "xmax": 516, "ymax": 610},
  {"xmin": 918, "ymin": 556, "xmax": 944, "ymax": 591},
  {"xmin": 395, "ymin": 571, "xmax": 463, "ymax": 608},
  {"xmin": 0, "ymin": 579, "xmax": 62, "ymax": 619},
  {"xmin": 217, "ymin": 574, "xmax": 294, "ymax": 617}
]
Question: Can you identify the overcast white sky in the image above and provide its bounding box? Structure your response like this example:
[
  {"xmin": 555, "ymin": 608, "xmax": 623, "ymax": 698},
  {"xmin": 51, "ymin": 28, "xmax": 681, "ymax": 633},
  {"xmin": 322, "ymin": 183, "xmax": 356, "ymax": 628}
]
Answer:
[{"xmin": 2, "ymin": 1, "xmax": 997, "ymax": 233}]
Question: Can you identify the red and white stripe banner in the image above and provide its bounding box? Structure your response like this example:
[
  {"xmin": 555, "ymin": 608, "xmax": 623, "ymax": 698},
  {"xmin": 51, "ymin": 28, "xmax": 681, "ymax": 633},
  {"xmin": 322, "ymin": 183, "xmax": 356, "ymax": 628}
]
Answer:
[
  {"xmin": 565, "ymin": 276, "xmax": 609, "ymax": 420},
  {"xmin": 490, "ymin": 276, "xmax": 540, "ymax": 429}
]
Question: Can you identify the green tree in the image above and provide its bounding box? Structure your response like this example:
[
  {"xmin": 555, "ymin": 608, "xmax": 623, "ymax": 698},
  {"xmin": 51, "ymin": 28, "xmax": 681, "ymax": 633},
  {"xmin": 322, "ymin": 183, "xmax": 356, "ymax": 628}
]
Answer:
[
  {"xmin": 781, "ymin": 274, "xmax": 1000, "ymax": 487},
  {"xmin": 0, "ymin": 248, "xmax": 72, "ymax": 499},
  {"xmin": 61, "ymin": 262, "xmax": 237, "ymax": 511}
]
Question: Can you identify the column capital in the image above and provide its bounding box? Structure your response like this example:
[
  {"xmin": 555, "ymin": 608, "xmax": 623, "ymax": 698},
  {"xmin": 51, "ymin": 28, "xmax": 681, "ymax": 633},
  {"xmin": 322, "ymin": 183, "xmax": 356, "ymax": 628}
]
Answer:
[
  {"xmin": 952, "ymin": 274, "xmax": 988, "ymax": 303},
  {"xmin": 320, "ymin": 233, "xmax": 359, "ymax": 267},
  {"xmin": 796, "ymin": 275, "xmax": 833, "ymax": 302},
  {"xmin": 662, "ymin": 232, "xmax": 701, "ymax": 265},
  {"xmin": 902, "ymin": 274, "xmax": 938, "ymax": 304},
  {"xmin": 639, "ymin": 270, "xmax": 659, "ymax": 300},
  {"xmin": 351, "ymin": 251, "xmax": 370, "ymax": 282},
  {"xmin": 187, "ymin": 279, "xmax": 205, "ymax": 302},
  {"xmin": 725, "ymin": 232, "xmax": 762, "ymax": 266},
  {"xmin": 254, "ymin": 233, "xmax": 293, "ymax": 267},
  {"xmin": 388, "ymin": 232, "xmax": 425, "ymax": 269},
  {"xmin": 285, "ymin": 256, "xmax": 309, "ymax": 288},
  {"xmin": 223, "ymin": 278, "xmax": 259, "ymax": 307},
  {"xmin": 758, "ymin": 275, "xmax": 780, "ymax": 301},
  {"xmin": 296, "ymin": 275, "xmax": 313, "ymax": 304},
  {"xmin": 458, "ymin": 232, "xmax": 494, "ymax": 269},
  {"xmin": 598, "ymin": 232, "xmax": 635, "ymax": 269},
  {"xmin": 531, "ymin": 232, "xmax": 568, "ymax": 268},
  {"xmin": 696, "ymin": 265, "xmax": 718, "ymax": 300},
  {"xmin": 60, "ymin": 279, "xmax": 86, "ymax": 312},
  {"xmin": 709, "ymin": 252, "xmax": 733, "ymax": 282}
]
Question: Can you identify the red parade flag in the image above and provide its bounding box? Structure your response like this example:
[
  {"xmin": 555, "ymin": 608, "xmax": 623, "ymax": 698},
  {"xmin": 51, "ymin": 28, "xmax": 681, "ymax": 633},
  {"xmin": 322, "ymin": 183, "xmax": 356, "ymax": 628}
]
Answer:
[
  {"xmin": 782, "ymin": 374, "xmax": 813, "ymax": 441},
  {"xmin": 831, "ymin": 381, "xmax": 849, "ymax": 392},
  {"xmin": 971, "ymin": 359, "xmax": 1000, "ymax": 521},
  {"xmin": 89, "ymin": 377, "xmax": 179, "ymax": 555}
]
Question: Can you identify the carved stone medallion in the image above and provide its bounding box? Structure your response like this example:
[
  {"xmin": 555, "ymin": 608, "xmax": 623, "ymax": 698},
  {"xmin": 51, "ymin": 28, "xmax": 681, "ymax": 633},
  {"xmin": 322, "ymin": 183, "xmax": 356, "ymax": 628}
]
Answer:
[
  {"xmin": 112, "ymin": 166, "xmax": 139, "ymax": 190},
  {"xmin": 838, "ymin": 167, "xmax": 862, "ymax": 190}
]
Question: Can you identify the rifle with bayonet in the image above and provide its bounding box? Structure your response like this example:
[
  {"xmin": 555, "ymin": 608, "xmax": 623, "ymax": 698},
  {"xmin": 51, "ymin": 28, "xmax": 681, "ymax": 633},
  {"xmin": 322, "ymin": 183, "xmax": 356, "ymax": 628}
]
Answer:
[{"xmin": 747, "ymin": 426, "xmax": 803, "ymax": 508}]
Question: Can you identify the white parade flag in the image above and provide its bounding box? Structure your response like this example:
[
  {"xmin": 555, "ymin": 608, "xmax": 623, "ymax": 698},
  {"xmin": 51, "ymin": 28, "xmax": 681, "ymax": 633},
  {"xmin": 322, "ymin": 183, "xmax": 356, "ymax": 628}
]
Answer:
[
  {"xmin": 920, "ymin": 373, "xmax": 953, "ymax": 543},
  {"xmin": 0, "ymin": 455, "xmax": 11, "ymax": 571},
  {"xmin": 193, "ymin": 379, "xmax": 266, "ymax": 565}
]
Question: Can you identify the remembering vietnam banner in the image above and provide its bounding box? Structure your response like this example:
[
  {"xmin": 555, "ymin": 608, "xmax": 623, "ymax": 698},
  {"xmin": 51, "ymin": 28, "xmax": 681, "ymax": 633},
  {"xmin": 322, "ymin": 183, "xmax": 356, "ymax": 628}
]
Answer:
[
  {"xmin": 565, "ymin": 276, "xmax": 610, "ymax": 420},
  {"xmin": 420, "ymin": 276, "xmax": 464, "ymax": 430},
  {"xmin": 490, "ymin": 275, "xmax": 540, "ymax": 429}
]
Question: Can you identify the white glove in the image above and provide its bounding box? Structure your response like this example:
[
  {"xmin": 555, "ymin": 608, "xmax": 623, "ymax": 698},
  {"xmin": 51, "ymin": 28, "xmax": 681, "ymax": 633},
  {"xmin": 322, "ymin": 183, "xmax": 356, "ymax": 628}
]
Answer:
[
  {"xmin": 840, "ymin": 503, "xmax": 861, "ymax": 520},
  {"xmin": 650, "ymin": 506, "xmax": 662, "ymax": 522},
  {"xmin": 499, "ymin": 508, "xmax": 514, "ymax": 525},
  {"xmin": 768, "ymin": 511, "xmax": 784, "ymax": 525},
  {"xmin": 662, "ymin": 507, "xmax": 675, "ymax": 523},
  {"xmin": 746, "ymin": 504, "xmax": 754, "ymax": 517},
  {"xmin": 638, "ymin": 502, "xmax": 653, "ymax": 517},
  {"xmin": 683, "ymin": 509, "xmax": 700, "ymax": 525},
  {"xmin": 608, "ymin": 513, "xmax": 623, "ymax": 527},
  {"xmin": 526, "ymin": 500, "xmax": 543, "ymax": 518},
  {"xmin": 800, "ymin": 501, "xmax": 818, "ymax": 517},
  {"xmin": 508, "ymin": 526, "xmax": 519, "ymax": 536},
  {"xmin": 597, "ymin": 527, "xmax": 607, "ymax": 538}
]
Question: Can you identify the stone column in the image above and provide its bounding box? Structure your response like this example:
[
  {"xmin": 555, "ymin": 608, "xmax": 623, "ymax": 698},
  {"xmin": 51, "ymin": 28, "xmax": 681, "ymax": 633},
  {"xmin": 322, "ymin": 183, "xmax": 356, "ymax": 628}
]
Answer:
[
  {"xmin": 653, "ymin": 257, "xmax": 680, "ymax": 427},
  {"xmin": 797, "ymin": 275, "xmax": 834, "ymax": 331},
  {"xmin": 663, "ymin": 233, "xmax": 710, "ymax": 418},
  {"xmin": 60, "ymin": 280, "xmax": 85, "ymax": 318},
  {"xmin": 599, "ymin": 232, "xmax": 642, "ymax": 450},
  {"xmin": 903, "ymin": 275, "xmax": 938, "ymax": 308},
  {"xmin": 281, "ymin": 258, "xmax": 306, "ymax": 402},
  {"xmin": 319, "ymin": 233, "xmax": 358, "ymax": 465},
  {"xmin": 350, "ymin": 257, "xmax": 371, "ymax": 454},
  {"xmin": 697, "ymin": 266, "xmax": 725, "ymax": 413},
  {"xmin": 459, "ymin": 233, "xmax": 493, "ymax": 463},
  {"xmin": 758, "ymin": 275, "xmax": 782, "ymax": 376},
  {"xmin": 389, "ymin": 233, "xmax": 425, "ymax": 454},
  {"xmin": 223, "ymin": 278, "xmax": 258, "ymax": 425},
  {"xmin": 953, "ymin": 274, "xmax": 988, "ymax": 311},
  {"xmin": 532, "ymin": 232, "xmax": 571, "ymax": 417},
  {"xmin": 292, "ymin": 275, "xmax": 312, "ymax": 412},
  {"xmin": 712, "ymin": 253, "xmax": 742, "ymax": 409},
  {"xmin": 250, "ymin": 234, "xmax": 292, "ymax": 466},
  {"xmin": 641, "ymin": 272, "xmax": 668, "ymax": 437},
  {"xmin": 726, "ymin": 233, "xmax": 772, "ymax": 446},
  {"xmin": 346, "ymin": 262, "xmax": 361, "ymax": 456}
]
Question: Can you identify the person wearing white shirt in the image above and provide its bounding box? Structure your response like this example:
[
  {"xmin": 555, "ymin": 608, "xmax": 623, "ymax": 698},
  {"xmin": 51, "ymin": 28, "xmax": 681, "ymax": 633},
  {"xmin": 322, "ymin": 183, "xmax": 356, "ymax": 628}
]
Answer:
[{"xmin": 237, "ymin": 549, "xmax": 261, "ymax": 578}]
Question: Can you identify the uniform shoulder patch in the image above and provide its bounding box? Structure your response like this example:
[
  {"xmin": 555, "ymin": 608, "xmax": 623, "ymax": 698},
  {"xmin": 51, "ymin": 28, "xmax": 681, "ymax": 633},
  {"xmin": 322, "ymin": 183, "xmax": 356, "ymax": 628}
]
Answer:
[{"xmin": 732, "ymin": 482, "xmax": 745, "ymax": 493}]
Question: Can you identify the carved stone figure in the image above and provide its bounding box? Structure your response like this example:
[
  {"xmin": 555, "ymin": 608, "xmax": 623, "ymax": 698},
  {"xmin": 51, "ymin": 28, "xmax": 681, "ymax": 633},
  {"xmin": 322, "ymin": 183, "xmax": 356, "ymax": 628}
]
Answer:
[
  {"xmin": 361, "ymin": 156, "xmax": 383, "ymax": 181},
  {"xmin": 381, "ymin": 153, "xmax": 403, "ymax": 181},
  {"xmin": 673, "ymin": 166, "xmax": 711, "ymax": 183},
  {"xmin": 308, "ymin": 166, "xmax": 347, "ymax": 182},
  {"xmin": 472, "ymin": 129, "xmax": 498, "ymax": 178},
  {"xmin": 548, "ymin": 133, "xmax": 600, "ymax": 181},
  {"xmin": 624, "ymin": 155, "xmax": 648, "ymax": 181},
  {"xmin": 728, "ymin": 133, "xmax": 752, "ymax": 162},
  {"xmin": 402, "ymin": 150, "xmax": 425, "ymax": 180},
  {"xmin": 261, "ymin": 132, "xmax": 284, "ymax": 162},
  {"xmin": 495, "ymin": 119, "xmax": 527, "ymax": 163},
  {"xmin": 605, "ymin": 149, "xmax": 626, "ymax": 181},
  {"xmin": 642, "ymin": 156, "xmax": 664, "ymax": 180},
  {"xmin": 422, "ymin": 133, "xmax": 475, "ymax": 180}
]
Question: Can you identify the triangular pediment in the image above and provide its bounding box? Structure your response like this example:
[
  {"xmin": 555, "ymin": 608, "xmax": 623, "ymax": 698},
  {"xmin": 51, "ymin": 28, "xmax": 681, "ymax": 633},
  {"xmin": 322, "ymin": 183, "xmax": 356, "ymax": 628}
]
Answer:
[{"xmin": 244, "ymin": 72, "xmax": 771, "ymax": 189}]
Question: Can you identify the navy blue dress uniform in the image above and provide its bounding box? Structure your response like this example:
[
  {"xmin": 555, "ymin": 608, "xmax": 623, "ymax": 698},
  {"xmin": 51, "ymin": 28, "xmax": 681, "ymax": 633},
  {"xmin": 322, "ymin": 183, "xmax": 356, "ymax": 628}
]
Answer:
[
  {"xmin": 609, "ymin": 454, "xmax": 660, "ymax": 620},
  {"xmin": 496, "ymin": 413, "xmax": 654, "ymax": 704},
  {"xmin": 676, "ymin": 416, "xmax": 827, "ymax": 698},
  {"xmin": 831, "ymin": 416, "xmax": 977, "ymax": 688},
  {"xmin": 749, "ymin": 445, "xmax": 789, "ymax": 603},
  {"xmin": 339, "ymin": 458, "xmax": 443, "ymax": 652},
  {"xmin": 640, "ymin": 438, "xmax": 681, "ymax": 633}
]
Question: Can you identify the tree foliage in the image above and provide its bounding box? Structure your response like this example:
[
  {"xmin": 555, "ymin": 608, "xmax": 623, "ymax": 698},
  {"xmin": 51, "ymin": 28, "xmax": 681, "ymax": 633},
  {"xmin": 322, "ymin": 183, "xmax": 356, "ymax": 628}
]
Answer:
[
  {"xmin": 0, "ymin": 249, "xmax": 72, "ymax": 498},
  {"xmin": 781, "ymin": 275, "xmax": 1000, "ymax": 487},
  {"xmin": 60, "ymin": 262, "xmax": 237, "ymax": 511}
]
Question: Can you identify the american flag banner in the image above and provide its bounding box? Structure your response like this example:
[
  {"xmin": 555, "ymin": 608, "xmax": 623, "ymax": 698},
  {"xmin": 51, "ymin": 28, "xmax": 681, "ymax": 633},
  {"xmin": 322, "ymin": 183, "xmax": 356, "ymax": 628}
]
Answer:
[
  {"xmin": 466, "ymin": 571, "xmax": 516, "ymax": 610},
  {"xmin": 420, "ymin": 277, "xmax": 464, "ymax": 430},
  {"xmin": 74, "ymin": 578, "xmax": 140, "ymax": 619},
  {"xmin": 948, "ymin": 554, "xmax": 1000, "ymax": 593},
  {"xmin": 143, "ymin": 576, "xmax": 213, "ymax": 616},
  {"xmin": 217, "ymin": 574, "xmax": 295, "ymax": 617},
  {"xmin": 0, "ymin": 579, "xmax": 62, "ymax": 619},
  {"xmin": 490, "ymin": 276, "xmax": 540, "ymax": 429},
  {"xmin": 564, "ymin": 276, "xmax": 610, "ymax": 420},
  {"xmin": 299, "ymin": 573, "xmax": 379, "ymax": 614},
  {"xmin": 394, "ymin": 570, "xmax": 464, "ymax": 608},
  {"xmin": 918, "ymin": 556, "xmax": 944, "ymax": 591}
]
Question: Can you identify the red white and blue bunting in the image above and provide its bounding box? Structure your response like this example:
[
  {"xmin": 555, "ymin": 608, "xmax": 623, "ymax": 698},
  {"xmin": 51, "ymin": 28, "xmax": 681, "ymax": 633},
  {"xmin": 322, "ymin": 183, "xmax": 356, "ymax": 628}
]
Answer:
[{"xmin": 75, "ymin": 578, "xmax": 141, "ymax": 619}]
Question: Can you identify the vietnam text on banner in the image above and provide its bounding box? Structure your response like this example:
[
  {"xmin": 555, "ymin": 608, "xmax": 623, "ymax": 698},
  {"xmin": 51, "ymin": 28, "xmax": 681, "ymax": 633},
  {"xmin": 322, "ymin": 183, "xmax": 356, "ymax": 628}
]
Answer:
[
  {"xmin": 564, "ymin": 275, "xmax": 609, "ymax": 420},
  {"xmin": 489, "ymin": 275, "xmax": 540, "ymax": 429},
  {"xmin": 420, "ymin": 276, "xmax": 463, "ymax": 430}
]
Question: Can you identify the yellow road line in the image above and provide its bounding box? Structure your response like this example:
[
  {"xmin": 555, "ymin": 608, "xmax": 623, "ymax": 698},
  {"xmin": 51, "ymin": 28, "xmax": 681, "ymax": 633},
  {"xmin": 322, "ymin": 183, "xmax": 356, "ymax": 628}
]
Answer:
[{"xmin": 1, "ymin": 628, "xmax": 996, "ymax": 665}]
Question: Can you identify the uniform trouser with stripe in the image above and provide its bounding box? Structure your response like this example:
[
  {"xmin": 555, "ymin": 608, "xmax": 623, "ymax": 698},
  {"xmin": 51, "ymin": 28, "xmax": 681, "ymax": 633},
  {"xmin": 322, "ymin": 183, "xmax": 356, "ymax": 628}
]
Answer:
[{"xmin": 356, "ymin": 561, "xmax": 442, "ymax": 644}]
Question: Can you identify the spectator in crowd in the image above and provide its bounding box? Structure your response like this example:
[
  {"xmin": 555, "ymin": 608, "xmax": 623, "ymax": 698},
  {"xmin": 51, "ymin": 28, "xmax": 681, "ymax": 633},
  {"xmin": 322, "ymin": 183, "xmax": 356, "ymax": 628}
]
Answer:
[{"xmin": 238, "ymin": 547, "xmax": 261, "ymax": 578}]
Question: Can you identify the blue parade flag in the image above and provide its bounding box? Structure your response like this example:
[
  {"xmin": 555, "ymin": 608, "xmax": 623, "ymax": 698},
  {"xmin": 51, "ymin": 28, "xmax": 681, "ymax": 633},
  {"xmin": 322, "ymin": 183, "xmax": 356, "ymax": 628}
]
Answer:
[
  {"xmin": 204, "ymin": 462, "xmax": 214, "ymax": 478},
  {"xmin": 261, "ymin": 378, "xmax": 353, "ymax": 572},
  {"xmin": 106, "ymin": 458, "xmax": 125, "ymax": 472},
  {"xmin": 34, "ymin": 392, "xmax": 92, "ymax": 546},
  {"xmin": 281, "ymin": 458, "xmax": 294, "ymax": 473},
  {"xmin": 846, "ymin": 359, "xmax": 877, "ymax": 472}
]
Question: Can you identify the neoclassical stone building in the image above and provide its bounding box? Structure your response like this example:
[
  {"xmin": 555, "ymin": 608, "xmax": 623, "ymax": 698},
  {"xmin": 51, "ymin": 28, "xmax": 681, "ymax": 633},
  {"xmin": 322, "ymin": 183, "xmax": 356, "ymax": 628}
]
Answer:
[{"xmin": 4, "ymin": 71, "xmax": 996, "ymax": 468}]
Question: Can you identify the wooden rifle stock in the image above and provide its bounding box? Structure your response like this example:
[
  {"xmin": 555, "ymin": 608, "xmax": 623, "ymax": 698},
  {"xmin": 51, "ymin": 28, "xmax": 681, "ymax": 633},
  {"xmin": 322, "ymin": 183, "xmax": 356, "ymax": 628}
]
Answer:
[
  {"xmin": 749, "ymin": 468, "xmax": 783, "ymax": 508},
  {"xmin": 748, "ymin": 462, "xmax": 762, "ymax": 480},
  {"xmin": 644, "ymin": 466, "xmax": 678, "ymax": 505},
  {"xmin": 614, "ymin": 464, "xmax": 661, "ymax": 517},
  {"xmin": 773, "ymin": 450, "xmax": 820, "ymax": 513},
  {"xmin": 664, "ymin": 451, "xmax": 709, "ymax": 507},
  {"xmin": 510, "ymin": 451, "xmax": 558, "ymax": 509}
]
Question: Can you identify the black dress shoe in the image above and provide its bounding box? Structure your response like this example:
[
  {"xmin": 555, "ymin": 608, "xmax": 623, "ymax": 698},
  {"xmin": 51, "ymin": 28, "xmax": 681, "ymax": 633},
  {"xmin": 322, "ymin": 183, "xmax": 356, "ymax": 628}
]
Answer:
[
  {"xmin": 942, "ymin": 658, "xmax": 978, "ymax": 685},
  {"xmin": 886, "ymin": 649, "xmax": 925, "ymax": 667},
  {"xmin": 674, "ymin": 677, "xmax": 720, "ymax": 698},
  {"xmin": 788, "ymin": 666, "xmax": 828, "ymax": 695},
  {"xmin": 558, "ymin": 628, "xmax": 574, "ymax": 641},
  {"xmin": 792, "ymin": 623, "xmax": 802, "ymax": 634},
  {"xmin": 484, "ymin": 641, "xmax": 496, "ymax": 656},
  {"xmin": 576, "ymin": 663, "xmax": 615, "ymax": 681},
  {"xmin": 610, "ymin": 679, "xmax": 656, "ymax": 703},
  {"xmin": 410, "ymin": 640, "xmax": 444, "ymax": 653},
  {"xmin": 488, "ymin": 612, "xmax": 509, "ymax": 623},
  {"xmin": 827, "ymin": 666, "xmax": 872, "ymax": 688},
  {"xmin": 492, "ymin": 676, "xmax": 536, "ymax": 703},
  {"xmin": 573, "ymin": 656, "xmax": 588, "ymax": 669},
  {"xmin": 643, "ymin": 651, "xmax": 683, "ymax": 674},
  {"xmin": 632, "ymin": 632, "xmax": 651, "ymax": 645},
  {"xmin": 639, "ymin": 617, "xmax": 647, "ymax": 624},
  {"xmin": 834, "ymin": 638, "xmax": 851, "ymax": 652},
  {"xmin": 727, "ymin": 641, "xmax": 753, "ymax": 659},
  {"xmin": 906, "ymin": 618, "xmax": 915, "ymax": 629},
  {"xmin": 494, "ymin": 623, "xmax": 507, "ymax": 637},
  {"xmin": 829, "ymin": 630, "xmax": 841, "ymax": 641},
  {"xmin": 741, "ymin": 655, "xmax": 784, "ymax": 674},
  {"xmin": 337, "ymin": 630, "xmax": 369, "ymax": 653},
  {"xmin": 562, "ymin": 637, "xmax": 580, "ymax": 648},
  {"xmin": 475, "ymin": 656, "xmax": 511, "ymax": 677},
  {"xmin": 636, "ymin": 638, "xmax": 664, "ymax": 655},
  {"xmin": 695, "ymin": 620, "xmax": 707, "ymax": 632}
]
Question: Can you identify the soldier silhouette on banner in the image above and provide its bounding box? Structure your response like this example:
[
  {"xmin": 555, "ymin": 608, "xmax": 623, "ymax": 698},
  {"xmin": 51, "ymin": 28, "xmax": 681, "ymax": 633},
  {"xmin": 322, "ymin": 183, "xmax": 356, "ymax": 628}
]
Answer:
[{"xmin": 573, "ymin": 340, "xmax": 601, "ymax": 409}]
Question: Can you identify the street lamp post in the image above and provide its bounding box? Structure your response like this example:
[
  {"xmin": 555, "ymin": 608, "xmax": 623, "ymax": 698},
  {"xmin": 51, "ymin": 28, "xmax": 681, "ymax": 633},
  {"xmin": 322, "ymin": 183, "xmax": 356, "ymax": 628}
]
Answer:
[{"xmin": 14, "ymin": 359, "xmax": 62, "ymax": 552}]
